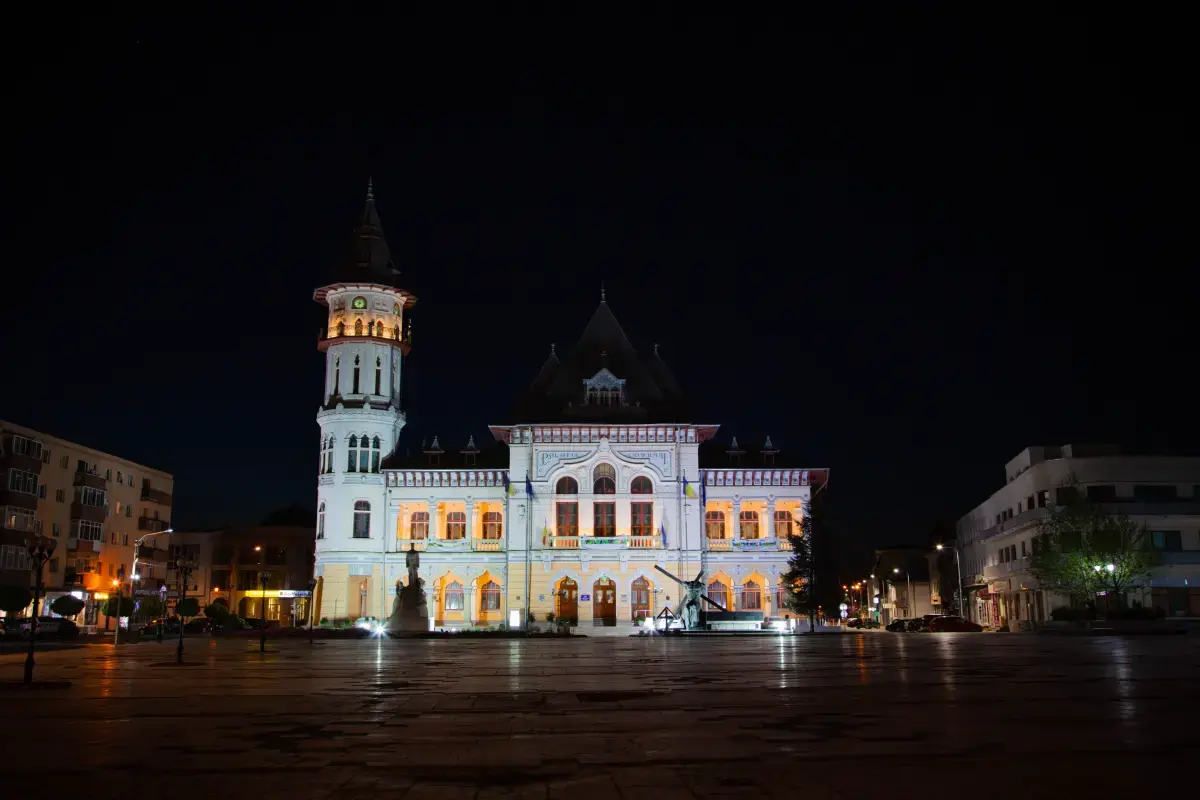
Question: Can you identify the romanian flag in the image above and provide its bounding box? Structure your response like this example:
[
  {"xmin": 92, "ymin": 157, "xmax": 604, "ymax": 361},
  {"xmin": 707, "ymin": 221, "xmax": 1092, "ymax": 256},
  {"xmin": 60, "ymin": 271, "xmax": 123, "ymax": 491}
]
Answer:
[
  {"xmin": 683, "ymin": 476, "xmax": 697, "ymax": 498},
  {"xmin": 525, "ymin": 476, "xmax": 534, "ymax": 497},
  {"xmin": 503, "ymin": 474, "xmax": 517, "ymax": 496},
  {"xmin": 660, "ymin": 522, "xmax": 668, "ymax": 548}
]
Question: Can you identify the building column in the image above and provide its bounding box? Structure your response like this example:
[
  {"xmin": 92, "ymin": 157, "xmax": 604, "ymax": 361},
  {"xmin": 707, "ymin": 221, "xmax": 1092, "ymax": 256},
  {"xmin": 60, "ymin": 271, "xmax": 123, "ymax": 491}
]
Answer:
[
  {"xmin": 766, "ymin": 500, "xmax": 777, "ymax": 539},
  {"xmin": 464, "ymin": 585, "xmax": 475, "ymax": 626},
  {"xmin": 731, "ymin": 501, "xmax": 741, "ymax": 541},
  {"xmin": 467, "ymin": 501, "xmax": 477, "ymax": 544}
]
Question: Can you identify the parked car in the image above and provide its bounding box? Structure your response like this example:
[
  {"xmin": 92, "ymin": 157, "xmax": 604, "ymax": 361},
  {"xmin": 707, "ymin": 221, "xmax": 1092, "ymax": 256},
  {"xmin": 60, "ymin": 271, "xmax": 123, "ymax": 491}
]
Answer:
[
  {"xmin": 139, "ymin": 617, "xmax": 183, "ymax": 636},
  {"xmin": 20, "ymin": 616, "xmax": 78, "ymax": 638},
  {"xmin": 183, "ymin": 617, "xmax": 212, "ymax": 634},
  {"xmin": 857, "ymin": 618, "xmax": 881, "ymax": 629},
  {"xmin": 906, "ymin": 614, "xmax": 944, "ymax": 632},
  {"xmin": 885, "ymin": 618, "xmax": 908, "ymax": 632},
  {"xmin": 927, "ymin": 616, "xmax": 984, "ymax": 632}
]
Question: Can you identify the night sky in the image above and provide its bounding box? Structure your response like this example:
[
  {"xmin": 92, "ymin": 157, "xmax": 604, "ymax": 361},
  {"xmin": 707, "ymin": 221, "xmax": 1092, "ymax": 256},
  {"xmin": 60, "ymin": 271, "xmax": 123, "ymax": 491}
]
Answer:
[{"xmin": 7, "ymin": 9, "xmax": 1191, "ymax": 567}]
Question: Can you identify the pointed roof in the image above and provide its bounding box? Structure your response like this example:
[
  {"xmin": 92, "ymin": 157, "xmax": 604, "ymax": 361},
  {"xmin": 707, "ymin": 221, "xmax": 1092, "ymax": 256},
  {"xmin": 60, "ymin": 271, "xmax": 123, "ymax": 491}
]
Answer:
[{"xmin": 326, "ymin": 179, "xmax": 404, "ymax": 289}]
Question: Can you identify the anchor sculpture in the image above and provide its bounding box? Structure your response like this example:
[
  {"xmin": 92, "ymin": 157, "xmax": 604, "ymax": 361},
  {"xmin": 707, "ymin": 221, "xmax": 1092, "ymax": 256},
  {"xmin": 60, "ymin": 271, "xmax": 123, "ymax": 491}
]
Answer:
[{"xmin": 653, "ymin": 565, "xmax": 728, "ymax": 630}]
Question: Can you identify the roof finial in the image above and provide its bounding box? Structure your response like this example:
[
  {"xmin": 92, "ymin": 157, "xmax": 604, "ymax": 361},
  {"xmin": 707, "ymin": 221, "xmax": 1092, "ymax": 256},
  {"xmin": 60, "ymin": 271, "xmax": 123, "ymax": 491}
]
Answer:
[
  {"xmin": 653, "ymin": 342, "xmax": 659, "ymax": 357},
  {"xmin": 600, "ymin": 282, "xmax": 606, "ymax": 303},
  {"xmin": 366, "ymin": 177, "xmax": 375, "ymax": 202},
  {"xmin": 550, "ymin": 343, "xmax": 556, "ymax": 357}
]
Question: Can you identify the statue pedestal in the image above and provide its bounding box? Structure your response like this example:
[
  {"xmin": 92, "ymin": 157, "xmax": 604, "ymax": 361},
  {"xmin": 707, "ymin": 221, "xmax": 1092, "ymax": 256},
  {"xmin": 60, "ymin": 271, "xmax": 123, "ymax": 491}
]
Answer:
[{"xmin": 384, "ymin": 581, "xmax": 429, "ymax": 635}]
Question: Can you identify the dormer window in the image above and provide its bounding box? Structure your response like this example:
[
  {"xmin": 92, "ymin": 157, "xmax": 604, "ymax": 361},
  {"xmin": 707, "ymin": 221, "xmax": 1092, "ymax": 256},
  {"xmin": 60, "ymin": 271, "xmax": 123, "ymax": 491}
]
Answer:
[{"xmin": 582, "ymin": 368, "xmax": 626, "ymax": 406}]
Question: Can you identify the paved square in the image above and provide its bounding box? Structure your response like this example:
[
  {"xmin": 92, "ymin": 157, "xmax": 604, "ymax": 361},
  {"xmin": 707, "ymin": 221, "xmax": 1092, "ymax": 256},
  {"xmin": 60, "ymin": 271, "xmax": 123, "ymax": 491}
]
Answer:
[{"xmin": 2, "ymin": 633, "xmax": 1197, "ymax": 799}]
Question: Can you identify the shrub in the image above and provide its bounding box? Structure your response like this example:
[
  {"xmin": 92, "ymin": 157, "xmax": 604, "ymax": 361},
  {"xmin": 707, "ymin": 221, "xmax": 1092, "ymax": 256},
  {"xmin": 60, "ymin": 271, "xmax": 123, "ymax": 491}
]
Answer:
[
  {"xmin": 138, "ymin": 596, "xmax": 165, "ymax": 618},
  {"xmin": 544, "ymin": 612, "xmax": 556, "ymax": 623},
  {"xmin": 1106, "ymin": 606, "xmax": 1165, "ymax": 621},
  {"xmin": 50, "ymin": 595, "xmax": 86, "ymax": 618},
  {"xmin": 319, "ymin": 616, "xmax": 329, "ymax": 626},
  {"xmin": 0, "ymin": 586, "xmax": 32, "ymax": 614},
  {"xmin": 100, "ymin": 596, "xmax": 135, "ymax": 618},
  {"xmin": 204, "ymin": 603, "xmax": 230, "ymax": 621},
  {"xmin": 176, "ymin": 598, "xmax": 200, "ymax": 617}
]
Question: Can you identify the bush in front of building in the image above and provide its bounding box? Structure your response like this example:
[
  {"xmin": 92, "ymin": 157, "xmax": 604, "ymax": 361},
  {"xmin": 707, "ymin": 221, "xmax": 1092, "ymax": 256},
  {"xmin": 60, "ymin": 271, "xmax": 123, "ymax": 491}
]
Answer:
[
  {"xmin": 138, "ymin": 596, "xmax": 165, "ymax": 619},
  {"xmin": 1050, "ymin": 606, "xmax": 1091, "ymax": 622},
  {"xmin": 100, "ymin": 595, "xmax": 134, "ymax": 618},
  {"xmin": 176, "ymin": 597, "xmax": 200, "ymax": 617},
  {"xmin": 0, "ymin": 586, "xmax": 33, "ymax": 615},
  {"xmin": 204, "ymin": 602, "xmax": 230, "ymax": 621},
  {"xmin": 49, "ymin": 595, "xmax": 85, "ymax": 618}
]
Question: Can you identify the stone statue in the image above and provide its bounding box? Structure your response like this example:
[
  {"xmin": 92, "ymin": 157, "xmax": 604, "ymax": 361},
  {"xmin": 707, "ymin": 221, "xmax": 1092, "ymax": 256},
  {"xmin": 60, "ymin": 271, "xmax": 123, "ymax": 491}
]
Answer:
[{"xmin": 385, "ymin": 543, "xmax": 430, "ymax": 634}]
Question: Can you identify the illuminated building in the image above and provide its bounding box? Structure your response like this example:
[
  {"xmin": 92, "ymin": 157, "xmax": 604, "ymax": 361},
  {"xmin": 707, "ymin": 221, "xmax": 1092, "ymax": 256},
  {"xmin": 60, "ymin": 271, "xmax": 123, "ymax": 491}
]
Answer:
[
  {"xmin": 311, "ymin": 184, "xmax": 828, "ymax": 630},
  {"xmin": 1, "ymin": 421, "xmax": 173, "ymax": 628}
]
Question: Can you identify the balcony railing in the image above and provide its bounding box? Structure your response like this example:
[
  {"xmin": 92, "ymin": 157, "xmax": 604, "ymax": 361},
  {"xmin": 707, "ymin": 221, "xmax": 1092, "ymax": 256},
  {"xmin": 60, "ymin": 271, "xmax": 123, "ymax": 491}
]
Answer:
[
  {"xmin": 73, "ymin": 470, "xmax": 106, "ymax": 490},
  {"xmin": 138, "ymin": 517, "xmax": 170, "ymax": 533},
  {"xmin": 140, "ymin": 487, "xmax": 173, "ymax": 506},
  {"xmin": 399, "ymin": 537, "xmax": 505, "ymax": 552},
  {"xmin": 318, "ymin": 328, "xmax": 412, "ymax": 355},
  {"xmin": 705, "ymin": 537, "xmax": 790, "ymax": 552},
  {"xmin": 70, "ymin": 501, "xmax": 106, "ymax": 524},
  {"xmin": 547, "ymin": 535, "xmax": 663, "ymax": 549}
]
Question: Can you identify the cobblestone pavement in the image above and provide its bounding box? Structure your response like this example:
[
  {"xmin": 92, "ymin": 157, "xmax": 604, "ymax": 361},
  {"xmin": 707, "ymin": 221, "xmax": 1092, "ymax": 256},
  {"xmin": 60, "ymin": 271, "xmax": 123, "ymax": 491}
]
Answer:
[{"xmin": 1, "ymin": 633, "xmax": 1198, "ymax": 799}]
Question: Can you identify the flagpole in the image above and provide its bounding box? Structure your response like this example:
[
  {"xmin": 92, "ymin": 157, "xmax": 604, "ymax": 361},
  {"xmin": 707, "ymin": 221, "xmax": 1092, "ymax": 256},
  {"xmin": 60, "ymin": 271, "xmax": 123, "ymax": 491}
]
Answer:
[{"xmin": 525, "ymin": 435, "xmax": 533, "ymax": 628}]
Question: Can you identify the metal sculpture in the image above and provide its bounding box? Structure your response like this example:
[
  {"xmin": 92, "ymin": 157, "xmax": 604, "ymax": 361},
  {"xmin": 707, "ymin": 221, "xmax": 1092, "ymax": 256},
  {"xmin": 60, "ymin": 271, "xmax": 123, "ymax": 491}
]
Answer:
[{"xmin": 653, "ymin": 565, "xmax": 728, "ymax": 630}]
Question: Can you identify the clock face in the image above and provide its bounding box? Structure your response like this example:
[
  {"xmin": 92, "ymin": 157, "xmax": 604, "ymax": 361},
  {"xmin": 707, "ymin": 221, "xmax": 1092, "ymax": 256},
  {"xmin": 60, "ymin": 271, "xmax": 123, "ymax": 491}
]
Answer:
[
  {"xmin": 393, "ymin": 303, "xmax": 400, "ymax": 315},
  {"xmin": 352, "ymin": 296, "xmax": 367, "ymax": 310}
]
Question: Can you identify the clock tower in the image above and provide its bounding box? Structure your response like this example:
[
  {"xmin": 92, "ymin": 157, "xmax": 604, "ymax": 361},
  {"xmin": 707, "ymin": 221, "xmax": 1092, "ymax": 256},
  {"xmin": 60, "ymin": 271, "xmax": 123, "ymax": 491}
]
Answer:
[{"xmin": 313, "ymin": 181, "xmax": 414, "ymax": 597}]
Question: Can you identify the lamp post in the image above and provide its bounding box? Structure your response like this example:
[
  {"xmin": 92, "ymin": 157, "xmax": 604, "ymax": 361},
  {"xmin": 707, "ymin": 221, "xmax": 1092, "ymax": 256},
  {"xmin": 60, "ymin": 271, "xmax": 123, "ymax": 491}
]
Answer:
[
  {"xmin": 307, "ymin": 578, "xmax": 317, "ymax": 645},
  {"xmin": 936, "ymin": 543, "xmax": 966, "ymax": 618},
  {"xmin": 893, "ymin": 567, "xmax": 913, "ymax": 619},
  {"xmin": 112, "ymin": 565, "xmax": 126, "ymax": 644},
  {"xmin": 259, "ymin": 569, "xmax": 271, "ymax": 653},
  {"xmin": 175, "ymin": 557, "xmax": 197, "ymax": 664},
  {"xmin": 24, "ymin": 534, "xmax": 58, "ymax": 685},
  {"xmin": 127, "ymin": 528, "xmax": 173, "ymax": 641}
]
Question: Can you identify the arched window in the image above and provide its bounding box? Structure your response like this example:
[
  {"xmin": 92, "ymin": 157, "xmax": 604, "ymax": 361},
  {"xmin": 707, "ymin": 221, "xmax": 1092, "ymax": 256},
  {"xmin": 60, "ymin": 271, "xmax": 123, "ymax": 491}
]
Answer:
[
  {"xmin": 740, "ymin": 580, "xmax": 762, "ymax": 610},
  {"xmin": 410, "ymin": 511, "xmax": 429, "ymax": 539},
  {"xmin": 375, "ymin": 321, "xmax": 383, "ymax": 337},
  {"xmin": 333, "ymin": 357, "xmax": 340, "ymax": 395},
  {"xmin": 631, "ymin": 477, "xmax": 653, "ymax": 538},
  {"xmin": 706, "ymin": 581, "xmax": 728, "ymax": 610},
  {"xmin": 739, "ymin": 509, "xmax": 760, "ymax": 539},
  {"xmin": 325, "ymin": 435, "xmax": 335, "ymax": 473},
  {"xmin": 393, "ymin": 325, "xmax": 400, "ymax": 340},
  {"xmin": 444, "ymin": 581, "xmax": 464, "ymax": 611},
  {"xmin": 446, "ymin": 511, "xmax": 466, "ymax": 540},
  {"xmin": 352, "ymin": 355, "xmax": 361, "ymax": 394},
  {"xmin": 705, "ymin": 510, "xmax": 726, "ymax": 539},
  {"xmin": 352, "ymin": 500, "xmax": 371, "ymax": 538},
  {"xmin": 631, "ymin": 577, "xmax": 651, "ymax": 620},
  {"xmin": 354, "ymin": 319, "xmax": 363, "ymax": 336},
  {"xmin": 336, "ymin": 321, "xmax": 345, "ymax": 337},
  {"xmin": 592, "ymin": 463, "xmax": 615, "ymax": 494},
  {"xmin": 774, "ymin": 509, "xmax": 795, "ymax": 539},
  {"xmin": 556, "ymin": 477, "xmax": 578, "ymax": 494},
  {"xmin": 374, "ymin": 357, "xmax": 382, "ymax": 395},
  {"xmin": 347, "ymin": 435, "xmax": 359, "ymax": 472},
  {"xmin": 482, "ymin": 511, "xmax": 503, "ymax": 539},
  {"xmin": 371, "ymin": 436, "xmax": 382, "ymax": 473},
  {"xmin": 317, "ymin": 502, "xmax": 325, "ymax": 539},
  {"xmin": 481, "ymin": 580, "xmax": 501, "ymax": 610}
]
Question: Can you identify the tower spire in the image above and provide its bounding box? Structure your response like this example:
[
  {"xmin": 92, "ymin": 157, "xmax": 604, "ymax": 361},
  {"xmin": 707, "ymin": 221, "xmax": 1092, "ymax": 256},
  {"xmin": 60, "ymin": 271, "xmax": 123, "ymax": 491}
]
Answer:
[
  {"xmin": 366, "ymin": 176, "xmax": 375, "ymax": 202},
  {"xmin": 600, "ymin": 282, "xmax": 606, "ymax": 303}
]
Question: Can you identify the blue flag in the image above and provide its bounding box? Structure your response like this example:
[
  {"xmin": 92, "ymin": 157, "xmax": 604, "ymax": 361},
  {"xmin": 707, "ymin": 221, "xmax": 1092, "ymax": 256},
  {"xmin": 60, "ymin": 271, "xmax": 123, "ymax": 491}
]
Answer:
[
  {"xmin": 699, "ymin": 470, "xmax": 707, "ymax": 508},
  {"xmin": 503, "ymin": 473, "xmax": 518, "ymax": 496},
  {"xmin": 683, "ymin": 476, "xmax": 696, "ymax": 498},
  {"xmin": 660, "ymin": 522, "xmax": 668, "ymax": 548},
  {"xmin": 525, "ymin": 476, "xmax": 534, "ymax": 497}
]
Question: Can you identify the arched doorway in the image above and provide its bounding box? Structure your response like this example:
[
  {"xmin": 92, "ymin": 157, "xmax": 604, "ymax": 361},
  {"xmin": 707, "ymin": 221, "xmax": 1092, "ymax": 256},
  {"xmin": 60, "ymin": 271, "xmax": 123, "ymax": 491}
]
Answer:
[
  {"xmin": 631, "ymin": 576, "xmax": 652, "ymax": 622},
  {"xmin": 593, "ymin": 577, "xmax": 616, "ymax": 626},
  {"xmin": 556, "ymin": 578, "xmax": 578, "ymax": 623}
]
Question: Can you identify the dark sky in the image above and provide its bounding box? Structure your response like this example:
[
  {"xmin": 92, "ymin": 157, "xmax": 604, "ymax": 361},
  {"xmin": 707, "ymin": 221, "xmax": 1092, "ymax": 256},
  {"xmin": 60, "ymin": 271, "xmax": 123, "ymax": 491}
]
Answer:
[{"xmin": 6, "ymin": 8, "xmax": 1191, "ymax": 567}]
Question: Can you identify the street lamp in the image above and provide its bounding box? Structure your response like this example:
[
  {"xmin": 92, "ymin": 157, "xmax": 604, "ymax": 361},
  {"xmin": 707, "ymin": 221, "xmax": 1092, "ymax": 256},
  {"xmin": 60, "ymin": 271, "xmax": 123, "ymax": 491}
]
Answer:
[
  {"xmin": 23, "ymin": 534, "xmax": 58, "ymax": 685},
  {"xmin": 175, "ymin": 556, "xmax": 198, "ymax": 664},
  {"xmin": 259, "ymin": 569, "xmax": 271, "ymax": 653},
  {"xmin": 893, "ymin": 567, "xmax": 913, "ymax": 619},
  {"xmin": 936, "ymin": 543, "xmax": 966, "ymax": 618}
]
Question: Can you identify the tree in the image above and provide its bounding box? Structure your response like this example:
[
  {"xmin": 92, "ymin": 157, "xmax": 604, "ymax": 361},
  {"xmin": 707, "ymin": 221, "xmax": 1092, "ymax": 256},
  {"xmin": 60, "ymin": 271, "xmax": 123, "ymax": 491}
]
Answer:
[
  {"xmin": 138, "ymin": 595, "xmax": 165, "ymax": 619},
  {"xmin": 176, "ymin": 597, "xmax": 200, "ymax": 617},
  {"xmin": 100, "ymin": 595, "xmax": 134, "ymax": 618},
  {"xmin": 0, "ymin": 586, "xmax": 32, "ymax": 615},
  {"xmin": 204, "ymin": 602, "xmax": 231, "ymax": 622},
  {"xmin": 50, "ymin": 595, "xmax": 86, "ymax": 618},
  {"xmin": 1028, "ymin": 497, "xmax": 1152, "ymax": 609},
  {"xmin": 782, "ymin": 490, "xmax": 828, "ymax": 632}
]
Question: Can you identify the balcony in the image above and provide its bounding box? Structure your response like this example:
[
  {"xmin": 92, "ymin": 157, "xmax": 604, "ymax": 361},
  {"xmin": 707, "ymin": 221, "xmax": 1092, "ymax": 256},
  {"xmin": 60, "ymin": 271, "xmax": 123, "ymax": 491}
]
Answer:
[
  {"xmin": 1146, "ymin": 549, "xmax": 1200, "ymax": 567},
  {"xmin": 983, "ymin": 559, "xmax": 1028, "ymax": 581},
  {"xmin": 73, "ymin": 470, "xmax": 106, "ymax": 490},
  {"xmin": 70, "ymin": 501, "xmax": 106, "ymax": 524},
  {"xmin": 317, "ymin": 328, "xmax": 412, "ymax": 356},
  {"xmin": 138, "ymin": 517, "xmax": 170, "ymax": 533},
  {"xmin": 548, "ymin": 535, "xmax": 663, "ymax": 550},
  {"xmin": 140, "ymin": 487, "xmax": 173, "ymax": 506},
  {"xmin": 0, "ymin": 488, "xmax": 39, "ymax": 511},
  {"xmin": 705, "ymin": 538, "xmax": 790, "ymax": 552},
  {"xmin": 137, "ymin": 545, "xmax": 169, "ymax": 561},
  {"xmin": 68, "ymin": 539, "xmax": 96, "ymax": 554},
  {"xmin": 402, "ymin": 537, "xmax": 505, "ymax": 552}
]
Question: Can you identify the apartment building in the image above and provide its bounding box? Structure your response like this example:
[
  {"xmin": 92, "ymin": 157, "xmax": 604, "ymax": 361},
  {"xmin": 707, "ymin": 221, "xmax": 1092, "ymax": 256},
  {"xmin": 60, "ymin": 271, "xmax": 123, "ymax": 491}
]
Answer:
[
  {"xmin": 1, "ymin": 421, "xmax": 174, "ymax": 628},
  {"xmin": 956, "ymin": 444, "xmax": 1200, "ymax": 629}
]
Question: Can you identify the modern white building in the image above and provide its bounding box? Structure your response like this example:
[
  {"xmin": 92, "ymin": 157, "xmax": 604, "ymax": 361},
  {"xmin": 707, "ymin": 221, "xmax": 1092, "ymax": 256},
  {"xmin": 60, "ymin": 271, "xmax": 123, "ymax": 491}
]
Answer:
[
  {"xmin": 956, "ymin": 444, "xmax": 1200, "ymax": 629},
  {"xmin": 311, "ymin": 184, "xmax": 828, "ymax": 630}
]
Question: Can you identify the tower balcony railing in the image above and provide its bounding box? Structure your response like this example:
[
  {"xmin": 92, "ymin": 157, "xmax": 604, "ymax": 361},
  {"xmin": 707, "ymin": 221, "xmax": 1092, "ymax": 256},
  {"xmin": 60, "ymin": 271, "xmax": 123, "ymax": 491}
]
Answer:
[{"xmin": 317, "ymin": 327, "xmax": 412, "ymax": 355}]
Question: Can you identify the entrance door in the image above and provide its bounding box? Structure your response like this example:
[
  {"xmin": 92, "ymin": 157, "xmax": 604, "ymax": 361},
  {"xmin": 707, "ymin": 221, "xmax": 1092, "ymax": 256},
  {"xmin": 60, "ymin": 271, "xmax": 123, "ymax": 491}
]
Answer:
[
  {"xmin": 631, "ymin": 577, "xmax": 651, "ymax": 621},
  {"xmin": 593, "ymin": 578, "xmax": 616, "ymax": 626},
  {"xmin": 556, "ymin": 578, "xmax": 578, "ymax": 623}
]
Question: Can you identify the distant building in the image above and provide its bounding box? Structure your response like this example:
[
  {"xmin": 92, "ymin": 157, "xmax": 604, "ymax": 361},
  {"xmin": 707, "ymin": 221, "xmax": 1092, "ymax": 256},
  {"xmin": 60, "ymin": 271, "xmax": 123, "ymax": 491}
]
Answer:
[
  {"xmin": 870, "ymin": 546, "xmax": 936, "ymax": 624},
  {"xmin": 1, "ymin": 421, "xmax": 173, "ymax": 629},
  {"xmin": 169, "ymin": 527, "xmax": 315, "ymax": 626},
  {"xmin": 956, "ymin": 444, "xmax": 1200, "ymax": 629},
  {"xmin": 310, "ymin": 183, "xmax": 829, "ymax": 630}
]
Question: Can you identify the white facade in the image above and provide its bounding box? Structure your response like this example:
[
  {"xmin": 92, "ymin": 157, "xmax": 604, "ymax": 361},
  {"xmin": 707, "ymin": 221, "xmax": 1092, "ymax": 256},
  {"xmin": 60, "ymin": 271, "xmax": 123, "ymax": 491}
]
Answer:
[{"xmin": 957, "ymin": 444, "xmax": 1200, "ymax": 628}]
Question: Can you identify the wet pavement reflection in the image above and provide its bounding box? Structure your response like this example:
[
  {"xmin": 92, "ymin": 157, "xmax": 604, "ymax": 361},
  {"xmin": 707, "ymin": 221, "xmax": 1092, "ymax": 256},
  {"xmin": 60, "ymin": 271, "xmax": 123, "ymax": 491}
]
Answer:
[{"xmin": 2, "ymin": 633, "xmax": 1197, "ymax": 798}]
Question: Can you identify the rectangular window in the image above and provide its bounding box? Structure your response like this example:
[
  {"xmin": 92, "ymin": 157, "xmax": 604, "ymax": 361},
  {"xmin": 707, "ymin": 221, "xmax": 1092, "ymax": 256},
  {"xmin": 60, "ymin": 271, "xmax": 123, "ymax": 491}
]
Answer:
[
  {"xmin": 444, "ymin": 586, "xmax": 464, "ymax": 611},
  {"xmin": 705, "ymin": 511, "xmax": 725, "ymax": 539},
  {"xmin": 739, "ymin": 510, "xmax": 760, "ymax": 539},
  {"xmin": 4, "ymin": 506, "xmax": 36, "ymax": 532},
  {"xmin": 60, "ymin": 455, "xmax": 68, "ymax": 469},
  {"xmin": 1020, "ymin": 540, "xmax": 1026, "ymax": 557},
  {"xmin": 409, "ymin": 511, "xmax": 429, "ymax": 539},
  {"xmin": 631, "ymin": 502, "xmax": 653, "ymax": 537},
  {"xmin": 774, "ymin": 510, "xmax": 794, "ymax": 538},
  {"xmin": 1150, "ymin": 530, "xmax": 1182, "ymax": 552},
  {"xmin": 445, "ymin": 511, "xmax": 466, "ymax": 540},
  {"xmin": 1133, "ymin": 485, "xmax": 1178, "ymax": 502},
  {"xmin": 49, "ymin": 557, "xmax": 58, "ymax": 573},
  {"xmin": 8, "ymin": 468, "xmax": 38, "ymax": 494},
  {"xmin": 56, "ymin": 488, "xmax": 65, "ymax": 503},
  {"xmin": 12, "ymin": 435, "xmax": 43, "ymax": 460},
  {"xmin": 77, "ymin": 486, "xmax": 106, "ymax": 508},
  {"xmin": 51, "ymin": 522, "xmax": 60, "ymax": 536},
  {"xmin": 71, "ymin": 520, "xmax": 103, "ymax": 541},
  {"xmin": 1026, "ymin": 495, "xmax": 1035, "ymax": 512},
  {"xmin": 122, "ymin": 534, "xmax": 129, "ymax": 546},
  {"xmin": 482, "ymin": 511, "xmax": 503, "ymax": 540},
  {"xmin": 1086, "ymin": 485, "xmax": 1118, "ymax": 502},
  {"xmin": 593, "ymin": 502, "xmax": 615, "ymax": 537},
  {"xmin": 556, "ymin": 502, "xmax": 578, "ymax": 537}
]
